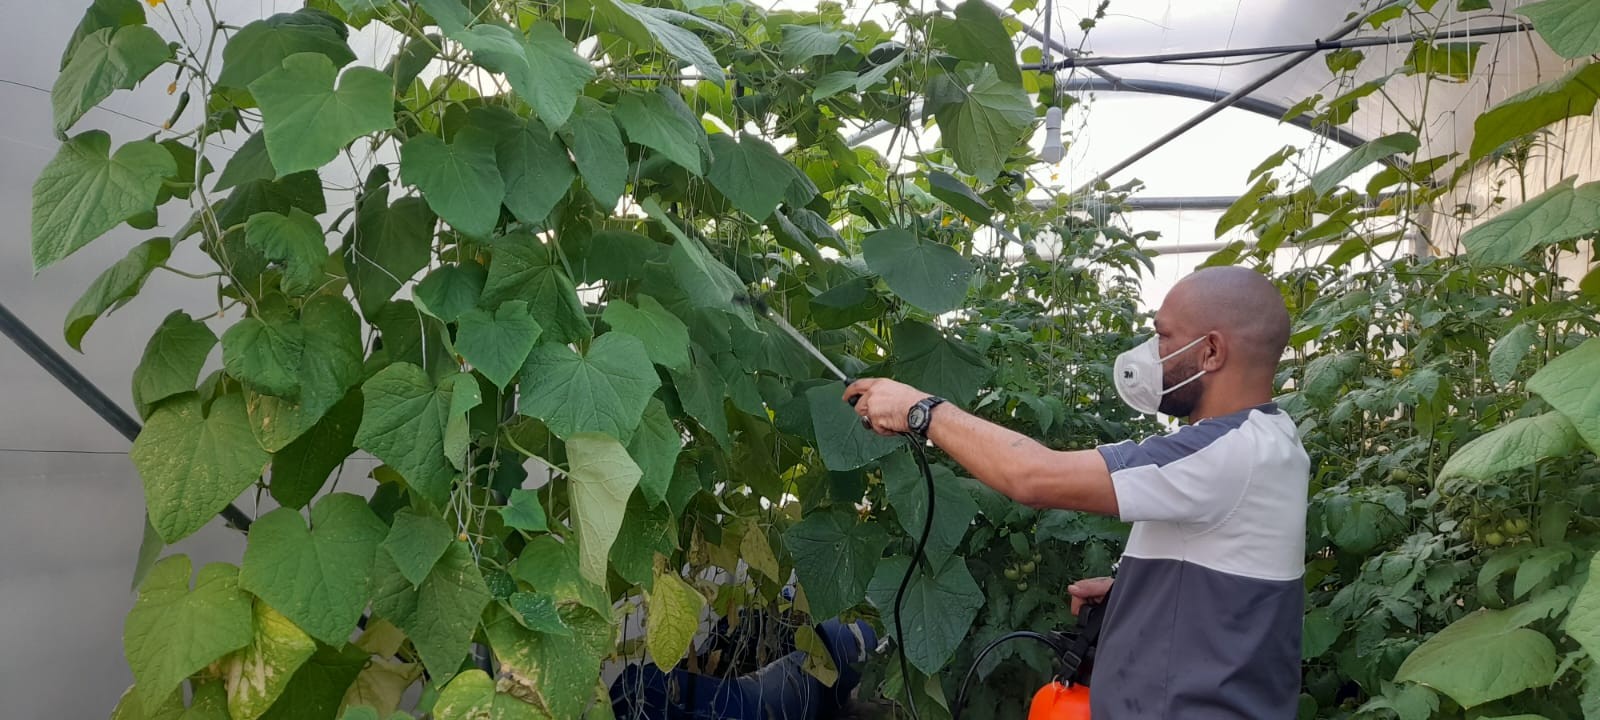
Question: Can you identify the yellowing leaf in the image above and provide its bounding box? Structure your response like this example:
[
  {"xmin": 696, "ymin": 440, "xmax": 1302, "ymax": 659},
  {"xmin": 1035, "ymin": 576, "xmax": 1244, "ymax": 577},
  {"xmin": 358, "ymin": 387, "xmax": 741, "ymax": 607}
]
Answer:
[
  {"xmin": 224, "ymin": 601, "xmax": 317, "ymax": 720},
  {"xmin": 567, "ymin": 432, "xmax": 643, "ymax": 585},
  {"xmin": 646, "ymin": 567, "xmax": 704, "ymax": 666}
]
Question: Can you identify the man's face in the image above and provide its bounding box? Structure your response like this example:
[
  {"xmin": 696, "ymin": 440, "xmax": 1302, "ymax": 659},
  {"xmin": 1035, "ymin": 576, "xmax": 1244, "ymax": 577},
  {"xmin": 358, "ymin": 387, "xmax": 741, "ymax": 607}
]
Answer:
[{"xmin": 1153, "ymin": 304, "xmax": 1207, "ymax": 417}]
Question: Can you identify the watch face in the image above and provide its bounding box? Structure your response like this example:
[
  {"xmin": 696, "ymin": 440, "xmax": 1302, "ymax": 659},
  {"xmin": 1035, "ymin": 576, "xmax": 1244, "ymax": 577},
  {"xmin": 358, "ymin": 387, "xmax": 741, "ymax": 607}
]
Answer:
[{"xmin": 909, "ymin": 405, "xmax": 928, "ymax": 430}]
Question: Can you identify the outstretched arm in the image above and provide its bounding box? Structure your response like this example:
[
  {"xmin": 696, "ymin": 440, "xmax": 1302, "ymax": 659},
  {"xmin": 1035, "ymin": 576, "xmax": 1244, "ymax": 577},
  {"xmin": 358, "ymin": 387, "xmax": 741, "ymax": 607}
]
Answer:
[{"xmin": 845, "ymin": 379, "xmax": 1119, "ymax": 516}]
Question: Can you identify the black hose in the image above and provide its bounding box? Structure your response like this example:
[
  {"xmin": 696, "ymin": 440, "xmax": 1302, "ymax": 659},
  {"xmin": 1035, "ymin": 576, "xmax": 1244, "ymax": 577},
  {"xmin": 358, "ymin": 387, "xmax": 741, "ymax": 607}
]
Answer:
[
  {"xmin": 951, "ymin": 632, "xmax": 1063, "ymax": 720},
  {"xmin": 894, "ymin": 435, "xmax": 938, "ymax": 719}
]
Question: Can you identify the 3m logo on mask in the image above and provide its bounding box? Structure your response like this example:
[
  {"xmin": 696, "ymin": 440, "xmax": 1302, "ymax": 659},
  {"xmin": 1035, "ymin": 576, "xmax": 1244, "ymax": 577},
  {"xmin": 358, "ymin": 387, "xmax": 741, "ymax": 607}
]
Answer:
[{"xmin": 1112, "ymin": 335, "xmax": 1206, "ymax": 415}]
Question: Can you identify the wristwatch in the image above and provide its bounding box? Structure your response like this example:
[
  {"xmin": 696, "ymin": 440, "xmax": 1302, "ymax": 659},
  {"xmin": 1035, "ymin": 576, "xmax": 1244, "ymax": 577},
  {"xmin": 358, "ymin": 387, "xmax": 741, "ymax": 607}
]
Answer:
[{"xmin": 907, "ymin": 396, "xmax": 946, "ymax": 439}]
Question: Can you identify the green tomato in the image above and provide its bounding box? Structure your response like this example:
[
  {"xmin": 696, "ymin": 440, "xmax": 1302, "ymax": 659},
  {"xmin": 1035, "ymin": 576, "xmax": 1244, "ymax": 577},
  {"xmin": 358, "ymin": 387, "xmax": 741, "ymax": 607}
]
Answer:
[
  {"xmin": 1016, "ymin": 581, "xmax": 1029, "ymax": 592},
  {"xmin": 1020, "ymin": 561, "xmax": 1037, "ymax": 574},
  {"xmin": 1031, "ymin": 551, "xmax": 1042, "ymax": 563},
  {"xmin": 1485, "ymin": 531, "xmax": 1506, "ymax": 547},
  {"xmin": 1004, "ymin": 567, "xmax": 1021, "ymax": 581},
  {"xmin": 1504, "ymin": 518, "xmax": 1530, "ymax": 535}
]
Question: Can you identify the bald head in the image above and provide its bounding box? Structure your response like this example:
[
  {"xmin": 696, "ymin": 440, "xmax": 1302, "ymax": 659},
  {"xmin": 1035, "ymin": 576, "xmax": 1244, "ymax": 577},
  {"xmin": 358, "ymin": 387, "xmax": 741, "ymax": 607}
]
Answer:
[{"xmin": 1161, "ymin": 266, "xmax": 1290, "ymax": 373}]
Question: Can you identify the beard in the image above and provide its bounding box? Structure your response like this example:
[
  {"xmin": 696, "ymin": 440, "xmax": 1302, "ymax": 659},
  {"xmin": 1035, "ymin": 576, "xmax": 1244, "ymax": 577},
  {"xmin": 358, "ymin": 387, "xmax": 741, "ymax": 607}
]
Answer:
[{"xmin": 1157, "ymin": 354, "xmax": 1204, "ymax": 417}]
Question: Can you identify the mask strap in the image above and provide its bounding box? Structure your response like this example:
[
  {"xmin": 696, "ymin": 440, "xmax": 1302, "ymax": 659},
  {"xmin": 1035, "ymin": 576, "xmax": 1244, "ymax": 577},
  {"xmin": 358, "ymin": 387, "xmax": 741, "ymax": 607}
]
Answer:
[
  {"xmin": 1158, "ymin": 334, "xmax": 1208, "ymax": 363},
  {"xmin": 1161, "ymin": 368, "xmax": 1206, "ymax": 395}
]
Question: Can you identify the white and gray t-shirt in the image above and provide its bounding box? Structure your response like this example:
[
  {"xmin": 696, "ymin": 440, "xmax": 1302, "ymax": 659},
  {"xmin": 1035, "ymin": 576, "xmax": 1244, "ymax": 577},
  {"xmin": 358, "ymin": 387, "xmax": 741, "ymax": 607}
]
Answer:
[{"xmin": 1091, "ymin": 402, "xmax": 1309, "ymax": 719}]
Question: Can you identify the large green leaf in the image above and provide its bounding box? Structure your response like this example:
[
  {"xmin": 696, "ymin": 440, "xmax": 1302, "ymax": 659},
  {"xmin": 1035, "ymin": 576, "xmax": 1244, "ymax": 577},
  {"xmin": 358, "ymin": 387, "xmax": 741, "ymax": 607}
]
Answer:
[
  {"xmin": 653, "ymin": 203, "xmax": 752, "ymax": 325},
  {"xmin": 218, "ymin": 9, "xmax": 355, "ymax": 89},
  {"xmin": 251, "ymin": 53, "xmax": 395, "ymax": 175},
  {"xmin": 345, "ymin": 183, "xmax": 436, "ymax": 318},
  {"xmin": 780, "ymin": 24, "xmax": 848, "ymax": 65},
  {"xmin": 215, "ymin": 132, "xmax": 277, "ymax": 192},
  {"xmin": 518, "ymin": 334, "xmax": 659, "ymax": 442},
  {"xmin": 482, "ymin": 605, "xmax": 613, "ymax": 718},
  {"xmin": 706, "ymin": 133, "xmax": 798, "ymax": 221},
  {"xmin": 1395, "ymin": 607, "xmax": 1557, "ymax": 708},
  {"xmin": 1529, "ymin": 339, "xmax": 1600, "ymax": 452},
  {"xmin": 930, "ymin": 0, "xmax": 1020, "ymax": 83},
  {"xmin": 247, "ymin": 296, "xmax": 365, "ymax": 451},
  {"xmin": 1462, "ymin": 178, "xmax": 1600, "ymax": 264},
  {"xmin": 132, "ymin": 394, "xmax": 268, "ymax": 543},
  {"xmin": 615, "ymin": 89, "xmax": 709, "ymax": 175},
  {"xmin": 460, "ymin": 22, "xmax": 593, "ymax": 130},
  {"xmin": 371, "ymin": 540, "xmax": 493, "ymax": 681},
  {"xmin": 559, "ymin": 97, "xmax": 627, "ymax": 209},
  {"xmin": 595, "ymin": 0, "xmax": 728, "ymax": 84},
  {"xmin": 1564, "ymin": 552, "xmax": 1600, "ymax": 660},
  {"xmin": 627, "ymin": 397, "xmax": 682, "ymax": 506},
  {"xmin": 867, "ymin": 555, "xmax": 985, "ymax": 674},
  {"xmin": 647, "ymin": 567, "xmax": 705, "ymax": 666},
  {"xmin": 457, "ymin": 301, "xmax": 542, "ymax": 389},
  {"xmin": 602, "ymin": 295, "xmax": 691, "ymax": 371},
  {"xmin": 567, "ymin": 432, "xmax": 644, "ymax": 585},
  {"xmin": 500, "ymin": 489, "xmax": 550, "ymax": 533},
  {"xmin": 474, "ymin": 109, "xmax": 576, "ymax": 226},
  {"xmin": 432, "ymin": 669, "xmax": 540, "ymax": 720},
  {"xmin": 269, "ymin": 390, "xmax": 360, "ymax": 509},
  {"xmin": 239, "ymin": 493, "xmax": 387, "ymax": 645},
  {"xmin": 808, "ymin": 382, "xmax": 901, "ymax": 471},
  {"xmin": 66, "ymin": 237, "xmax": 171, "ymax": 351},
  {"xmin": 357, "ymin": 366, "xmax": 483, "ymax": 507},
  {"xmin": 1404, "ymin": 40, "xmax": 1483, "ymax": 82},
  {"xmin": 414, "ymin": 263, "xmax": 487, "ymax": 324},
  {"xmin": 52, "ymin": 24, "xmax": 171, "ymax": 133},
  {"xmin": 1439, "ymin": 413, "xmax": 1582, "ymax": 482},
  {"xmin": 1519, "ymin": 0, "xmax": 1600, "ymax": 59},
  {"xmin": 609, "ymin": 490, "xmax": 678, "ymax": 587},
  {"xmin": 519, "ymin": 22, "xmax": 595, "ymax": 128},
  {"xmin": 933, "ymin": 66, "xmax": 1033, "ymax": 183},
  {"xmin": 810, "ymin": 277, "xmax": 885, "ymax": 330},
  {"xmin": 124, "ymin": 556, "xmax": 254, "ymax": 709},
  {"xmin": 382, "ymin": 508, "xmax": 458, "ymax": 587},
  {"xmin": 1490, "ymin": 323, "xmax": 1538, "ymax": 387},
  {"xmin": 244, "ymin": 209, "xmax": 328, "ymax": 296},
  {"xmin": 1302, "ymin": 352, "xmax": 1361, "ymax": 406},
  {"xmin": 60, "ymin": 0, "xmax": 146, "ymax": 71},
  {"xmin": 1308, "ymin": 133, "xmax": 1419, "ymax": 196},
  {"xmin": 400, "ymin": 127, "xmax": 504, "ymax": 238},
  {"xmin": 415, "ymin": 0, "xmax": 471, "ymax": 33},
  {"xmin": 31, "ymin": 131, "xmax": 175, "ymax": 271},
  {"xmin": 892, "ymin": 321, "xmax": 992, "ymax": 406},
  {"xmin": 257, "ymin": 644, "xmax": 368, "ymax": 720},
  {"xmin": 511, "ymin": 535, "xmax": 611, "ymax": 613},
  {"xmin": 863, "ymin": 228, "xmax": 974, "ymax": 314},
  {"xmin": 482, "ymin": 233, "xmax": 590, "ymax": 344},
  {"xmin": 1471, "ymin": 63, "xmax": 1600, "ymax": 159},
  {"xmin": 782, "ymin": 508, "xmax": 888, "ymax": 619},
  {"xmin": 926, "ymin": 171, "xmax": 994, "ymax": 224},
  {"xmin": 881, "ymin": 451, "xmax": 979, "ymax": 570},
  {"xmin": 222, "ymin": 313, "xmax": 306, "ymax": 399},
  {"xmin": 222, "ymin": 601, "xmax": 317, "ymax": 720},
  {"xmin": 668, "ymin": 350, "xmax": 730, "ymax": 447},
  {"xmin": 131, "ymin": 311, "xmax": 217, "ymax": 418}
]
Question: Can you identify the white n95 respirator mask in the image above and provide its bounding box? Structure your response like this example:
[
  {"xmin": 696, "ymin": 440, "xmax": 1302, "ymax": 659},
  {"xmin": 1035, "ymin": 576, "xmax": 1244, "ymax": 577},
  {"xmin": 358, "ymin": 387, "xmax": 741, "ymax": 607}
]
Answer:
[{"xmin": 1113, "ymin": 335, "xmax": 1208, "ymax": 415}]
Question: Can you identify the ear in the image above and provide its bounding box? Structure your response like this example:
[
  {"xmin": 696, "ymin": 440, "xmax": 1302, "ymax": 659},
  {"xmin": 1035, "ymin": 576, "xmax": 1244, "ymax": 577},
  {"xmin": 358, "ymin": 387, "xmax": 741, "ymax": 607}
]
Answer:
[{"xmin": 1201, "ymin": 331, "xmax": 1227, "ymax": 372}]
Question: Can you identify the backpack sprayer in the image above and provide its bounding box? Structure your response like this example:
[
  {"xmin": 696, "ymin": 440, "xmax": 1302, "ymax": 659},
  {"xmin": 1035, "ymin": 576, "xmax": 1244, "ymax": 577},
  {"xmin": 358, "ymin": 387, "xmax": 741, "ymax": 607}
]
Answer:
[{"xmin": 737, "ymin": 294, "xmax": 1104, "ymax": 720}]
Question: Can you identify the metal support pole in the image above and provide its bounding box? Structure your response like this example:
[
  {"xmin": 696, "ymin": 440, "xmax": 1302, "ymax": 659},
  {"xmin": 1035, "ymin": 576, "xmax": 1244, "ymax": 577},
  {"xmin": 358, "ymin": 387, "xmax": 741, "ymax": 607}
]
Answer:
[
  {"xmin": 1042, "ymin": 23, "xmax": 1531, "ymax": 71},
  {"xmin": 0, "ymin": 298, "xmax": 252, "ymax": 533},
  {"xmin": 1072, "ymin": 0, "xmax": 1408, "ymax": 195}
]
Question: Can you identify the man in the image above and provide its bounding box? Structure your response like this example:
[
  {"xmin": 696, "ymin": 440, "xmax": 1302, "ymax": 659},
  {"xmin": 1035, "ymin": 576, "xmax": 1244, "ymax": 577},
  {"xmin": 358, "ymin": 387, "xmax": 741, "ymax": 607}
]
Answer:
[{"xmin": 846, "ymin": 266, "xmax": 1309, "ymax": 718}]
